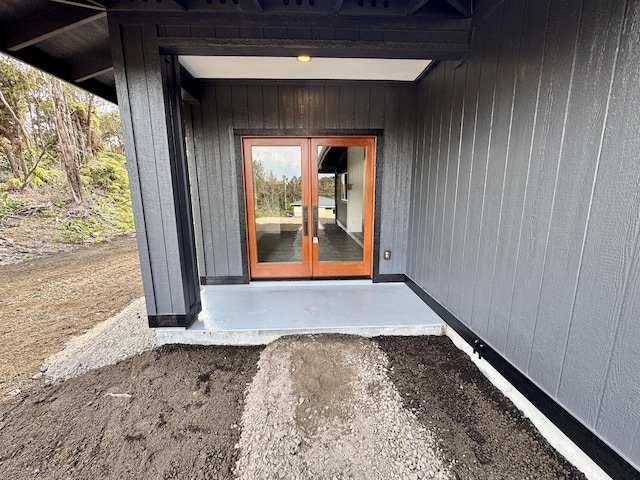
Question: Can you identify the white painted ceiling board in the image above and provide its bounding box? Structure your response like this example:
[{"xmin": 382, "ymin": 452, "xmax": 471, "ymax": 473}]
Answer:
[{"xmin": 179, "ymin": 56, "xmax": 432, "ymax": 82}]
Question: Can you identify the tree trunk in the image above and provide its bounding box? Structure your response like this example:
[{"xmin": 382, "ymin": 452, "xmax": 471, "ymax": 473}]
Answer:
[
  {"xmin": 50, "ymin": 78, "xmax": 84, "ymax": 204},
  {"xmin": 0, "ymin": 142, "xmax": 21, "ymax": 179}
]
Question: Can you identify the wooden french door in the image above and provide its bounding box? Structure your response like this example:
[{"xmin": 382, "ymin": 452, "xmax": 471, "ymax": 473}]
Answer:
[{"xmin": 243, "ymin": 136, "xmax": 376, "ymax": 279}]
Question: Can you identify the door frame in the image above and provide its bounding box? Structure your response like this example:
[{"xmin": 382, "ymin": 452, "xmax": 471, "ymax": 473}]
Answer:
[{"xmin": 241, "ymin": 135, "xmax": 377, "ymax": 280}]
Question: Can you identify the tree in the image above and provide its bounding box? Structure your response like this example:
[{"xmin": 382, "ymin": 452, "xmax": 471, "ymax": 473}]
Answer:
[
  {"xmin": 50, "ymin": 77, "xmax": 84, "ymax": 203},
  {"xmin": 0, "ymin": 57, "xmax": 55, "ymax": 188}
]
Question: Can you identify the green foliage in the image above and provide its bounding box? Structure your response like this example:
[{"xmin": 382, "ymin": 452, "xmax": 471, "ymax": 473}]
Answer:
[
  {"xmin": 3, "ymin": 178, "xmax": 20, "ymax": 190},
  {"xmin": 82, "ymin": 151, "xmax": 129, "ymax": 193},
  {"xmin": 52, "ymin": 152, "xmax": 135, "ymax": 242},
  {"xmin": 1, "ymin": 55, "xmax": 133, "ymax": 244},
  {"xmin": 0, "ymin": 192, "xmax": 24, "ymax": 218},
  {"xmin": 32, "ymin": 167, "xmax": 59, "ymax": 185}
]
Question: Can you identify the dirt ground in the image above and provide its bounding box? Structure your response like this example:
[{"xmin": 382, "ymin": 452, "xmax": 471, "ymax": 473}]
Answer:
[
  {"xmin": 0, "ymin": 238, "xmax": 587, "ymax": 479},
  {"xmin": 0, "ymin": 234, "xmax": 143, "ymax": 398}
]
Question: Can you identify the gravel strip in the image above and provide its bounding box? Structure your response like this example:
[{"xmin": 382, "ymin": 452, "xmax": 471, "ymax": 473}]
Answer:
[
  {"xmin": 234, "ymin": 334, "xmax": 450, "ymax": 480},
  {"xmin": 41, "ymin": 297, "xmax": 156, "ymax": 384}
]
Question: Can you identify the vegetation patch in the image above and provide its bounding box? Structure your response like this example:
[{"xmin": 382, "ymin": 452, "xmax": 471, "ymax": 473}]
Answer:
[{"xmin": 0, "ymin": 53, "xmax": 133, "ymax": 249}]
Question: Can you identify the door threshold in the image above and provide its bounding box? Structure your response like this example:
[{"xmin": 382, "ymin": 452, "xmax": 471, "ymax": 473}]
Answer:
[{"xmin": 248, "ymin": 279, "xmax": 373, "ymax": 287}]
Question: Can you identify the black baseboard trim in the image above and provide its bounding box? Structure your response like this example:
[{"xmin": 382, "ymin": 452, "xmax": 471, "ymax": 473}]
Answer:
[
  {"xmin": 404, "ymin": 276, "xmax": 640, "ymax": 480},
  {"xmin": 374, "ymin": 273, "xmax": 406, "ymax": 283},
  {"xmin": 200, "ymin": 276, "xmax": 248, "ymax": 285},
  {"xmin": 148, "ymin": 300, "xmax": 202, "ymax": 328}
]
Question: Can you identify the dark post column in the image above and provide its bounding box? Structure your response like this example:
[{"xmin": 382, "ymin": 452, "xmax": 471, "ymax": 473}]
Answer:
[{"xmin": 109, "ymin": 19, "xmax": 201, "ymax": 328}]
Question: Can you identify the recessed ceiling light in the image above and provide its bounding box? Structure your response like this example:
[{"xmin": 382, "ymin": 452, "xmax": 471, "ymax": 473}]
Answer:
[{"xmin": 297, "ymin": 55, "xmax": 312, "ymax": 63}]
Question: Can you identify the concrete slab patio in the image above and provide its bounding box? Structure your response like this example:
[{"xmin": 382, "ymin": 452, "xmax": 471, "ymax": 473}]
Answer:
[{"xmin": 155, "ymin": 281, "xmax": 446, "ymax": 346}]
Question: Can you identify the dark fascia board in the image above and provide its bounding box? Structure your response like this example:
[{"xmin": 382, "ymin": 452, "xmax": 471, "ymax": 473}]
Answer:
[
  {"xmin": 3, "ymin": 7, "xmax": 106, "ymax": 52},
  {"xmin": 108, "ymin": 10, "xmax": 471, "ymax": 31},
  {"xmin": 404, "ymin": 276, "xmax": 640, "ymax": 480},
  {"xmin": 161, "ymin": 37, "xmax": 467, "ymax": 61}
]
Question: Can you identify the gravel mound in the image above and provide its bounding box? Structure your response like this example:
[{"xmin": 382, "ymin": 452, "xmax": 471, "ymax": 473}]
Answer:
[
  {"xmin": 41, "ymin": 297, "xmax": 156, "ymax": 383},
  {"xmin": 234, "ymin": 334, "xmax": 450, "ymax": 480}
]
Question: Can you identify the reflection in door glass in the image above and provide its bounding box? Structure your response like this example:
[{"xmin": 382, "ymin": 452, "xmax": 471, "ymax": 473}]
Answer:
[
  {"xmin": 316, "ymin": 145, "xmax": 365, "ymax": 262},
  {"xmin": 251, "ymin": 146, "xmax": 303, "ymax": 263}
]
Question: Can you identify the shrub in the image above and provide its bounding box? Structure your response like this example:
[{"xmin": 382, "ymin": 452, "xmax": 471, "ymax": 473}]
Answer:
[
  {"xmin": 82, "ymin": 152, "xmax": 129, "ymax": 193},
  {"xmin": 0, "ymin": 192, "xmax": 24, "ymax": 218}
]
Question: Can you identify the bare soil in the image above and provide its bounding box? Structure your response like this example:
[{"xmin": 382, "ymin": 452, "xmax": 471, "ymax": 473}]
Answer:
[
  {"xmin": 0, "ymin": 237, "xmax": 587, "ymax": 479},
  {"xmin": 0, "ymin": 234, "xmax": 143, "ymax": 398}
]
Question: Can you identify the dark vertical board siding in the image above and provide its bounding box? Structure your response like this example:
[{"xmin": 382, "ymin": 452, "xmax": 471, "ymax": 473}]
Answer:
[
  {"xmin": 433, "ymin": 63, "xmax": 454, "ymax": 300},
  {"xmin": 564, "ymin": 0, "xmax": 639, "ymax": 442},
  {"xmin": 246, "ymin": 85, "xmax": 264, "ymax": 129},
  {"xmin": 219, "ymin": 85, "xmax": 241, "ymax": 274},
  {"xmin": 369, "ymin": 86, "xmax": 386, "ymax": 129},
  {"xmin": 405, "ymin": 81, "xmax": 426, "ymax": 280},
  {"xmin": 294, "ymin": 85, "xmax": 310, "ymax": 129},
  {"xmin": 193, "ymin": 82, "xmax": 409, "ymax": 279},
  {"xmin": 426, "ymin": 65, "xmax": 444, "ymax": 295},
  {"xmin": 443, "ymin": 61, "xmax": 466, "ymax": 305},
  {"xmin": 543, "ymin": 0, "xmax": 628, "ymax": 406},
  {"xmin": 493, "ymin": 0, "xmax": 547, "ymax": 358},
  {"xmin": 436, "ymin": 62, "xmax": 457, "ymax": 301},
  {"xmin": 449, "ymin": 35, "xmax": 482, "ymax": 315},
  {"xmin": 407, "ymin": 79, "xmax": 429, "ymax": 281},
  {"xmin": 427, "ymin": 67, "xmax": 447, "ymax": 295},
  {"xmin": 394, "ymin": 86, "xmax": 414, "ymax": 274},
  {"xmin": 110, "ymin": 23, "xmax": 156, "ymax": 314},
  {"xmin": 124, "ymin": 25, "xmax": 174, "ymax": 313},
  {"xmin": 420, "ymin": 71, "xmax": 439, "ymax": 290},
  {"xmin": 418, "ymin": 76, "xmax": 436, "ymax": 288},
  {"xmin": 324, "ymin": 85, "xmax": 340, "ymax": 129},
  {"xmin": 339, "ymin": 85, "xmax": 356, "ymax": 129},
  {"xmin": 447, "ymin": 59, "xmax": 474, "ymax": 314},
  {"xmin": 590, "ymin": 0, "xmax": 640, "ymax": 462},
  {"xmin": 478, "ymin": 0, "xmax": 522, "ymax": 346},
  {"xmin": 207, "ymin": 87, "xmax": 232, "ymax": 275},
  {"xmin": 459, "ymin": 11, "xmax": 502, "ymax": 327},
  {"xmin": 308, "ymin": 85, "xmax": 325, "ymax": 129},
  {"xmin": 278, "ymin": 85, "xmax": 295, "ymax": 129},
  {"xmin": 184, "ymin": 104, "xmax": 206, "ymax": 275},
  {"xmin": 354, "ymin": 87, "xmax": 370, "ymax": 130},
  {"xmin": 379, "ymin": 87, "xmax": 401, "ymax": 275},
  {"xmin": 263, "ymin": 85, "xmax": 279, "ymax": 129},
  {"xmin": 524, "ymin": 0, "xmax": 584, "ymax": 394},
  {"xmin": 508, "ymin": 0, "xmax": 577, "ymax": 374},
  {"xmin": 408, "ymin": 0, "xmax": 640, "ymax": 471},
  {"xmin": 231, "ymin": 85, "xmax": 249, "ymax": 130}
]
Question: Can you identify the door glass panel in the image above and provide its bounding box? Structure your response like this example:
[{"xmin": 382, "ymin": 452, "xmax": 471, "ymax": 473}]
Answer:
[
  {"xmin": 316, "ymin": 145, "xmax": 365, "ymax": 262},
  {"xmin": 251, "ymin": 146, "xmax": 303, "ymax": 263}
]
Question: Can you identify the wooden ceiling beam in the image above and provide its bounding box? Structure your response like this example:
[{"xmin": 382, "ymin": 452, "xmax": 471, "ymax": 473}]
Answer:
[
  {"xmin": 3, "ymin": 6, "xmax": 106, "ymax": 52},
  {"xmin": 71, "ymin": 54, "xmax": 114, "ymax": 82},
  {"xmin": 445, "ymin": 0, "xmax": 472, "ymax": 17},
  {"xmin": 169, "ymin": 0, "xmax": 188, "ymax": 11},
  {"xmin": 407, "ymin": 0, "xmax": 432, "ymax": 16},
  {"xmin": 50, "ymin": 0, "xmax": 108, "ymax": 11},
  {"xmin": 250, "ymin": 0, "xmax": 265, "ymax": 12}
]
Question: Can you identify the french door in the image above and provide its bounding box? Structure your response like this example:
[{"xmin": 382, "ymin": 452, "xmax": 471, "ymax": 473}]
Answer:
[{"xmin": 243, "ymin": 136, "xmax": 376, "ymax": 279}]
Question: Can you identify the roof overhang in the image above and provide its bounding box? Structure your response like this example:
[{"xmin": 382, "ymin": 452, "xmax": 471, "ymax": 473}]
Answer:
[{"xmin": 0, "ymin": 0, "xmax": 473, "ymax": 103}]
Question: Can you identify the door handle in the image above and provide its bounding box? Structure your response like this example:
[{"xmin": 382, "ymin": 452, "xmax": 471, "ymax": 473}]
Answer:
[
  {"xmin": 303, "ymin": 206, "xmax": 309, "ymax": 236},
  {"xmin": 312, "ymin": 206, "xmax": 318, "ymax": 238}
]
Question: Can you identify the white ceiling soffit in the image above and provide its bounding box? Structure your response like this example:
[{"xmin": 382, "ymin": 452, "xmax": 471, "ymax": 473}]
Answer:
[{"xmin": 179, "ymin": 56, "xmax": 432, "ymax": 82}]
